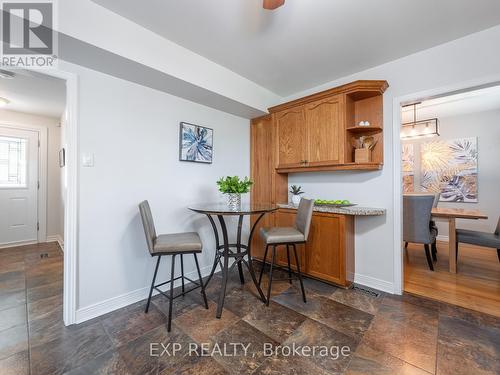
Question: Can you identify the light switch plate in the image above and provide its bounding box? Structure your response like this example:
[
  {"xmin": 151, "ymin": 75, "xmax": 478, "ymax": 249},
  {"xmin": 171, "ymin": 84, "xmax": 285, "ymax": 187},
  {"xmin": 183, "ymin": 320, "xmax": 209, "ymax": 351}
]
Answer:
[{"xmin": 82, "ymin": 153, "xmax": 94, "ymax": 167}]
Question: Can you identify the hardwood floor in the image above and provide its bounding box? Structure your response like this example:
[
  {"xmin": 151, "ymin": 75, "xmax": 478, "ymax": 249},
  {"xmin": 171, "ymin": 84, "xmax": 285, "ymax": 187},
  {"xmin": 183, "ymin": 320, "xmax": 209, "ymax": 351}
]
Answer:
[{"xmin": 404, "ymin": 240, "xmax": 500, "ymax": 317}]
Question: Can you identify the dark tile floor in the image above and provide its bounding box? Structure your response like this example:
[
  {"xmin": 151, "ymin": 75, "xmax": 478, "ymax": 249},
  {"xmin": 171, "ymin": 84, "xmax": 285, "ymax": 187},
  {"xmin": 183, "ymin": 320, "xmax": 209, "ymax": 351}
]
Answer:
[{"xmin": 1, "ymin": 242, "xmax": 499, "ymax": 374}]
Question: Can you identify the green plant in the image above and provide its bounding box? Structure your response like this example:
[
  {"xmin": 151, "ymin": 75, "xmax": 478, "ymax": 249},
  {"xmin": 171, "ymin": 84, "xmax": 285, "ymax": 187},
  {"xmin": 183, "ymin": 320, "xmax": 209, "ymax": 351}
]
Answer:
[
  {"xmin": 290, "ymin": 185, "xmax": 304, "ymax": 196},
  {"xmin": 216, "ymin": 176, "xmax": 253, "ymax": 194}
]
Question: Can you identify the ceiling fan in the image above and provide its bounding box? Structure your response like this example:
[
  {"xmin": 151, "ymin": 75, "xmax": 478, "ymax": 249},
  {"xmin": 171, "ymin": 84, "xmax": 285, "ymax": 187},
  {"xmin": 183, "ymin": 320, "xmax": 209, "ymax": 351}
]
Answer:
[{"xmin": 263, "ymin": 0, "xmax": 285, "ymax": 10}]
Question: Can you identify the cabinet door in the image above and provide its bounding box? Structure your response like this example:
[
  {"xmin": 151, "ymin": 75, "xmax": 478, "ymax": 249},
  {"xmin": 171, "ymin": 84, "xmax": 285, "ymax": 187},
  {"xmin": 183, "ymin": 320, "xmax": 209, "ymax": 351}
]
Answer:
[
  {"xmin": 305, "ymin": 95, "xmax": 344, "ymax": 166},
  {"xmin": 272, "ymin": 210, "xmax": 306, "ymax": 270},
  {"xmin": 306, "ymin": 213, "xmax": 345, "ymax": 284},
  {"xmin": 276, "ymin": 108, "xmax": 307, "ymax": 168},
  {"xmin": 250, "ymin": 116, "xmax": 274, "ymax": 260}
]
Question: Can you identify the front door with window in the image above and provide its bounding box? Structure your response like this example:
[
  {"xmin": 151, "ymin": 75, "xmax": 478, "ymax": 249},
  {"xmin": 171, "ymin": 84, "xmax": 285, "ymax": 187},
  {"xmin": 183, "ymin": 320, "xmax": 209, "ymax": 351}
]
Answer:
[{"xmin": 0, "ymin": 126, "xmax": 39, "ymax": 246}]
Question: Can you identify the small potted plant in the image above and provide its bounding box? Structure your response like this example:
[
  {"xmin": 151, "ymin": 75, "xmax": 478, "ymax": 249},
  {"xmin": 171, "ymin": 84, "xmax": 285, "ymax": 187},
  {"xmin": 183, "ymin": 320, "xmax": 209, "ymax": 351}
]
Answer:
[
  {"xmin": 290, "ymin": 185, "xmax": 304, "ymax": 206},
  {"xmin": 216, "ymin": 176, "xmax": 253, "ymax": 210}
]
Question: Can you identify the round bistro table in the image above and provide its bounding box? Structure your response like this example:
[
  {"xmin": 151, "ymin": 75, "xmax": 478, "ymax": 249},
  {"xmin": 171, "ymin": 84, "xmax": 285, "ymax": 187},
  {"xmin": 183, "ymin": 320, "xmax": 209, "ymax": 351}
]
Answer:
[{"xmin": 188, "ymin": 203, "xmax": 278, "ymax": 318}]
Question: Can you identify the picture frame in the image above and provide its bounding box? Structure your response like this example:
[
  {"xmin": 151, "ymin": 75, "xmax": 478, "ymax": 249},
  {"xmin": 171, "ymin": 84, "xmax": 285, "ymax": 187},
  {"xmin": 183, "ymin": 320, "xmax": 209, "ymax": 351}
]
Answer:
[{"xmin": 179, "ymin": 122, "xmax": 213, "ymax": 164}]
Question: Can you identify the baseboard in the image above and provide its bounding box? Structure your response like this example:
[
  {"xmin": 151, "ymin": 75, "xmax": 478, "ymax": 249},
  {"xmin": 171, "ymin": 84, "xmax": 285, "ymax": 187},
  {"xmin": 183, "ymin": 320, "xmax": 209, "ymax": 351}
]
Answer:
[
  {"xmin": 75, "ymin": 264, "xmax": 213, "ymax": 324},
  {"xmin": 46, "ymin": 235, "xmax": 64, "ymax": 251},
  {"xmin": 0, "ymin": 240, "xmax": 38, "ymax": 249},
  {"xmin": 354, "ymin": 273, "xmax": 395, "ymax": 294}
]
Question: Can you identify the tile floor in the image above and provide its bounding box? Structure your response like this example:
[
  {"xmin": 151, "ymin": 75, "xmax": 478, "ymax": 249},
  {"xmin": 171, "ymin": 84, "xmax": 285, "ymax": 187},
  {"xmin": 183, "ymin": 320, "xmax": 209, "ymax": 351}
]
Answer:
[{"xmin": 0, "ymin": 242, "xmax": 499, "ymax": 374}]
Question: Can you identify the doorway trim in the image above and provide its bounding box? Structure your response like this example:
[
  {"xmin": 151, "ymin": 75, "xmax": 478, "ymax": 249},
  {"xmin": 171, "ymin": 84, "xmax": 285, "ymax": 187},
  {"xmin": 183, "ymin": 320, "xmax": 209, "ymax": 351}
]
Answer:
[
  {"xmin": 0, "ymin": 123, "xmax": 48, "ymax": 246},
  {"xmin": 36, "ymin": 68, "xmax": 79, "ymax": 326},
  {"xmin": 392, "ymin": 75, "xmax": 500, "ymax": 295}
]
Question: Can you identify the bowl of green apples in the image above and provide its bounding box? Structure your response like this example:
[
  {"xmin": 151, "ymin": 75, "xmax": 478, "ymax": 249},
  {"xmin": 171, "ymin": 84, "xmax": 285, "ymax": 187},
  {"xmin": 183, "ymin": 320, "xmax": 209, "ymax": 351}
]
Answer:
[{"xmin": 313, "ymin": 199, "xmax": 356, "ymax": 208}]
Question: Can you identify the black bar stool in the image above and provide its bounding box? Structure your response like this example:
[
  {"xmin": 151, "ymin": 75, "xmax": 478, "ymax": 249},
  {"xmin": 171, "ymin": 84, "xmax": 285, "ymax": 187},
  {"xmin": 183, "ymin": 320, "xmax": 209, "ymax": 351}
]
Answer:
[
  {"xmin": 139, "ymin": 200, "xmax": 208, "ymax": 331},
  {"xmin": 258, "ymin": 198, "xmax": 314, "ymax": 305}
]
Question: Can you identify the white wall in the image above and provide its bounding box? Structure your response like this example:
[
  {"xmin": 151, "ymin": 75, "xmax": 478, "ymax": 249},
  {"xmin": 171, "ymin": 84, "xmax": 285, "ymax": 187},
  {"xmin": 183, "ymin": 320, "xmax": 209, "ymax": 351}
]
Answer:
[
  {"xmin": 58, "ymin": 62, "xmax": 251, "ymax": 313},
  {"xmin": 59, "ymin": 0, "xmax": 280, "ymax": 114},
  {"xmin": 287, "ymin": 25, "xmax": 500, "ymax": 292},
  {"xmin": 402, "ymin": 109, "xmax": 500, "ymax": 237},
  {"xmin": 0, "ymin": 109, "xmax": 64, "ymax": 240}
]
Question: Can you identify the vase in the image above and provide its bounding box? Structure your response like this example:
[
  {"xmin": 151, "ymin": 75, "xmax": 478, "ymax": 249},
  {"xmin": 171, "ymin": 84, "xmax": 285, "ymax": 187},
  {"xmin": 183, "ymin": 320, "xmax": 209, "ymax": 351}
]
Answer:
[
  {"xmin": 291, "ymin": 194, "xmax": 302, "ymax": 206},
  {"xmin": 226, "ymin": 193, "xmax": 241, "ymax": 210}
]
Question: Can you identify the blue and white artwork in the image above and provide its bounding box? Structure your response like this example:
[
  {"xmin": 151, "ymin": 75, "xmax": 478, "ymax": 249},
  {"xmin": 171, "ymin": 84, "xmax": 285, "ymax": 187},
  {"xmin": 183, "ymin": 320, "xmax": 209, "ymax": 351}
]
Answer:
[{"xmin": 179, "ymin": 122, "xmax": 213, "ymax": 163}]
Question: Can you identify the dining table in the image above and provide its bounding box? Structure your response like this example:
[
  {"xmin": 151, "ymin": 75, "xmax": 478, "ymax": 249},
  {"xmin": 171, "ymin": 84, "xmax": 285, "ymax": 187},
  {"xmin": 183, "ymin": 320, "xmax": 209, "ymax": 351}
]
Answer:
[
  {"xmin": 431, "ymin": 207, "xmax": 488, "ymax": 273},
  {"xmin": 188, "ymin": 203, "xmax": 278, "ymax": 318}
]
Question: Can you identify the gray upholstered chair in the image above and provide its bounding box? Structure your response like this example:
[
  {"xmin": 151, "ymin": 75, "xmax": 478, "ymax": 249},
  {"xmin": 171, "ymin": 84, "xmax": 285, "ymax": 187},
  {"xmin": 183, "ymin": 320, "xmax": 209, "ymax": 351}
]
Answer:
[
  {"xmin": 429, "ymin": 193, "xmax": 440, "ymax": 260},
  {"xmin": 139, "ymin": 200, "xmax": 208, "ymax": 331},
  {"xmin": 456, "ymin": 217, "xmax": 500, "ymax": 262},
  {"xmin": 259, "ymin": 198, "xmax": 314, "ymax": 305},
  {"xmin": 403, "ymin": 194, "xmax": 437, "ymax": 271},
  {"xmin": 405, "ymin": 193, "xmax": 439, "ymax": 260}
]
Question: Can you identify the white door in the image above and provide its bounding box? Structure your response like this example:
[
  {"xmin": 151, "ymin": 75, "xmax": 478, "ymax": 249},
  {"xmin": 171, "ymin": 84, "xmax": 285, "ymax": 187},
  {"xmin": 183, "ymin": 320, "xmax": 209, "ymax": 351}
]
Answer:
[{"xmin": 0, "ymin": 126, "xmax": 39, "ymax": 246}]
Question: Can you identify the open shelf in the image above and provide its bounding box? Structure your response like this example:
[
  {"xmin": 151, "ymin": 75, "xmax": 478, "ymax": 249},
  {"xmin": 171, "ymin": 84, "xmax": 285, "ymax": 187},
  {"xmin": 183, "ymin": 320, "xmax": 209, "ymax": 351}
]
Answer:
[
  {"xmin": 276, "ymin": 162, "xmax": 383, "ymax": 174},
  {"xmin": 346, "ymin": 126, "xmax": 383, "ymax": 134},
  {"xmin": 345, "ymin": 91, "xmax": 384, "ymax": 165}
]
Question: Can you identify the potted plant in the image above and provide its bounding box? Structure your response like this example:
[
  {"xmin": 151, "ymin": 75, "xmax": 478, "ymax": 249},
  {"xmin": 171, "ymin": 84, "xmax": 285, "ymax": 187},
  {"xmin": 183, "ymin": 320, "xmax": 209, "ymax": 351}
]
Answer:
[
  {"xmin": 290, "ymin": 185, "xmax": 304, "ymax": 206},
  {"xmin": 216, "ymin": 176, "xmax": 253, "ymax": 209}
]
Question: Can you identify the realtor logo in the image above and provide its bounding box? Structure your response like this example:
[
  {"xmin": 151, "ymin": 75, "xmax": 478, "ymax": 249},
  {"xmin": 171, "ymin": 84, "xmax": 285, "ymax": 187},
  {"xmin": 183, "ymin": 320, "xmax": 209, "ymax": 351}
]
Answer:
[{"xmin": 1, "ymin": 0, "xmax": 58, "ymax": 68}]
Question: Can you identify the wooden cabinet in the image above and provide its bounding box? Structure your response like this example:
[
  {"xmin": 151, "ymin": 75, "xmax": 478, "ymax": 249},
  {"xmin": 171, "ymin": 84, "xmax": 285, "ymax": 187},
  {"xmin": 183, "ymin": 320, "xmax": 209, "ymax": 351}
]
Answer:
[
  {"xmin": 253, "ymin": 208, "xmax": 355, "ymax": 288},
  {"xmin": 250, "ymin": 81, "xmax": 388, "ymax": 286},
  {"xmin": 306, "ymin": 212, "xmax": 354, "ymax": 286},
  {"xmin": 270, "ymin": 80, "xmax": 388, "ymax": 173},
  {"xmin": 276, "ymin": 107, "xmax": 307, "ymax": 168},
  {"xmin": 304, "ymin": 95, "xmax": 344, "ymax": 167},
  {"xmin": 275, "ymin": 95, "xmax": 345, "ymax": 170},
  {"xmin": 250, "ymin": 115, "xmax": 288, "ymax": 260}
]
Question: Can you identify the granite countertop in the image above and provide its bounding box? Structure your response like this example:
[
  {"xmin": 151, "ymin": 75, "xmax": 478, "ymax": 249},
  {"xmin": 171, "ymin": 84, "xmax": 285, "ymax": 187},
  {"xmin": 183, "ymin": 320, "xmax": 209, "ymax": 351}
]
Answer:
[{"xmin": 277, "ymin": 203, "xmax": 386, "ymax": 216}]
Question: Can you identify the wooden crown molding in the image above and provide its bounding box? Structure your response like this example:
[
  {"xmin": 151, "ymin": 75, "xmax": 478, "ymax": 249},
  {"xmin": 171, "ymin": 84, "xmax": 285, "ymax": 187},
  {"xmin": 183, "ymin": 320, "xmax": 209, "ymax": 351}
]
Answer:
[{"xmin": 268, "ymin": 80, "xmax": 389, "ymax": 113}]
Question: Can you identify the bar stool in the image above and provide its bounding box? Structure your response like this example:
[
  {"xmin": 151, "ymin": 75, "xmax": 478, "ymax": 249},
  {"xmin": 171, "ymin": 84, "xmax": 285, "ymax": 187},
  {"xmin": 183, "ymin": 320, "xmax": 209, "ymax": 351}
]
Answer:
[
  {"xmin": 258, "ymin": 198, "xmax": 314, "ymax": 305},
  {"xmin": 139, "ymin": 200, "xmax": 208, "ymax": 331}
]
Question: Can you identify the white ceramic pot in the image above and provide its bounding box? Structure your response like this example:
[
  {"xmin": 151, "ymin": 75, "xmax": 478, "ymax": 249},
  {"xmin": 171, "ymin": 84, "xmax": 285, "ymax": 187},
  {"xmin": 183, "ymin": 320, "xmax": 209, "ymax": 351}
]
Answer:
[
  {"xmin": 226, "ymin": 193, "xmax": 242, "ymax": 210},
  {"xmin": 291, "ymin": 194, "xmax": 302, "ymax": 206}
]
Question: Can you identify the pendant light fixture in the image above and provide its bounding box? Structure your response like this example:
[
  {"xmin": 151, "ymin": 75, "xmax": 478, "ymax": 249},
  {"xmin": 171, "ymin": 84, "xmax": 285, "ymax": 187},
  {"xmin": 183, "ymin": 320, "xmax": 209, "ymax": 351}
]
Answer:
[{"xmin": 400, "ymin": 102, "xmax": 439, "ymax": 139}]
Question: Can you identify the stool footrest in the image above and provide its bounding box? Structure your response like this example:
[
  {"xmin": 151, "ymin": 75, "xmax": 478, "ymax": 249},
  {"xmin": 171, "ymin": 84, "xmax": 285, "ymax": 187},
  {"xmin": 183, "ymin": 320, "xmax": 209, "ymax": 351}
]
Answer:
[
  {"xmin": 154, "ymin": 283, "xmax": 202, "ymax": 300},
  {"xmin": 153, "ymin": 275, "xmax": 202, "ymax": 300}
]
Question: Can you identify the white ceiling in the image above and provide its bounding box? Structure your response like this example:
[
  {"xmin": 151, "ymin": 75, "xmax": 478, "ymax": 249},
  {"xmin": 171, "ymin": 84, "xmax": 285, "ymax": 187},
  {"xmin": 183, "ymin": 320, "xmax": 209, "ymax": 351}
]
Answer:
[
  {"xmin": 402, "ymin": 85, "xmax": 500, "ymax": 122},
  {"xmin": 0, "ymin": 70, "xmax": 66, "ymax": 118},
  {"xmin": 92, "ymin": 0, "xmax": 500, "ymax": 96}
]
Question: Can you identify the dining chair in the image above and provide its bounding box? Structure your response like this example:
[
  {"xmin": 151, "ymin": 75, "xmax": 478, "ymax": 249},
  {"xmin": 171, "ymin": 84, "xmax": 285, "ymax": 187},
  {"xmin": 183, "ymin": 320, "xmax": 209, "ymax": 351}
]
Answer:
[
  {"xmin": 430, "ymin": 193, "xmax": 440, "ymax": 260},
  {"xmin": 404, "ymin": 193, "xmax": 439, "ymax": 260},
  {"xmin": 258, "ymin": 198, "xmax": 314, "ymax": 305},
  {"xmin": 403, "ymin": 194, "xmax": 437, "ymax": 271},
  {"xmin": 456, "ymin": 217, "xmax": 500, "ymax": 262},
  {"xmin": 139, "ymin": 200, "xmax": 208, "ymax": 331}
]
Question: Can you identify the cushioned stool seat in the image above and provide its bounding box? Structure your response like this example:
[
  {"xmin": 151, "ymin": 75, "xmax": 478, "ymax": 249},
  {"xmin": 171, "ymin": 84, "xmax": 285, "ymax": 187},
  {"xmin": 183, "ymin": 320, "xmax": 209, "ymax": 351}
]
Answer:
[
  {"xmin": 260, "ymin": 227, "xmax": 305, "ymax": 245},
  {"xmin": 258, "ymin": 198, "xmax": 314, "ymax": 306},
  {"xmin": 153, "ymin": 233, "xmax": 202, "ymax": 254},
  {"xmin": 139, "ymin": 200, "xmax": 208, "ymax": 332}
]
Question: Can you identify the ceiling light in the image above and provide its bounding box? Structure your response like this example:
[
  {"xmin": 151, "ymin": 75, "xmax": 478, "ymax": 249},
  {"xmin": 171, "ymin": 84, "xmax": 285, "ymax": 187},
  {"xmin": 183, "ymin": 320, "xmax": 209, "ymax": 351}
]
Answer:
[
  {"xmin": 263, "ymin": 0, "xmax": 285, "ymax": 10},
  {"xmin": 0, "ymin": 69, "xmax": 15, "ymax": 79},
  {"xmin": 401, "ymin": 102, "xmax": 439, "ymax": 140},
  {"xmin": 0, "ymin": 97, "xmax": 10, "ymax": 107}
]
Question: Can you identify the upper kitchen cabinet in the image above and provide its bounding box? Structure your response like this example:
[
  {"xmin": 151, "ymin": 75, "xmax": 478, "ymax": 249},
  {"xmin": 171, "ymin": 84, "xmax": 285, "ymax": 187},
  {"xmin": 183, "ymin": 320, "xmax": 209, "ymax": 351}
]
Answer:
[
  {"xmin": 269, "ymin": 80, "xmax": 388, "ymax": 173},
  {"xmin": 275, "ymin": 107, "xmax": 307, "ymax": 169},
  {"xmin": 305, "ymin": 94, "xmax": 344, "ymax": 167}
]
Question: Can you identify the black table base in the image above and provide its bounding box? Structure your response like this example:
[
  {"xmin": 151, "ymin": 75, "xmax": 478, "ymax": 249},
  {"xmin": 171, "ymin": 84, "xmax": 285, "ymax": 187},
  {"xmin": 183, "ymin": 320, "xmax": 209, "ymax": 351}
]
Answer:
[{"xmin": 204, "ymin": 213, "xmax": 267, "ymax": 318}]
